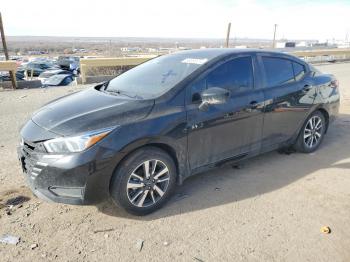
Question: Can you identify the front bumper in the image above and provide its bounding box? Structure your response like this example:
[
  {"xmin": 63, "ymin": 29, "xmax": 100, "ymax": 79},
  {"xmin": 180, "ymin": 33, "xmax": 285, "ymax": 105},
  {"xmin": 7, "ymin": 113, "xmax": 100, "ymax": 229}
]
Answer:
[{"xmin": 17, "ymin": 141, "xmax": 121, "ymax": 205}]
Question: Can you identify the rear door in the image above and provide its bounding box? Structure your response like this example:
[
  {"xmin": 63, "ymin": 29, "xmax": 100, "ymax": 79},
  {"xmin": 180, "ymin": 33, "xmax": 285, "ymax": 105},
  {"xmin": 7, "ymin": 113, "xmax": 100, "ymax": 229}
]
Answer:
[
  {"xmin": 186, "ymin": 55, "xmax": 265, "ymax": 170},
  {"xmin": 258, "ymin": 55, "xmax": 316, "ymax": 148}
]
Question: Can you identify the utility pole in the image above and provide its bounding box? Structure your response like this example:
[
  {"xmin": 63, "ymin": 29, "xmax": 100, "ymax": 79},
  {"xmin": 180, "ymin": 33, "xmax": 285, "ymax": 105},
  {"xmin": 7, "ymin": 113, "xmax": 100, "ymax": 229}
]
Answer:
[
  {"xmin": 272, "ymin": 24, "xmax": 278, "ymax": 48},
  {"xmin": 0, "ymin": 12, "xmax": 16, "ymax": 89},
  {"xmin": 225, "ymin": 22, "xmax": 231, "ymax": 48}
]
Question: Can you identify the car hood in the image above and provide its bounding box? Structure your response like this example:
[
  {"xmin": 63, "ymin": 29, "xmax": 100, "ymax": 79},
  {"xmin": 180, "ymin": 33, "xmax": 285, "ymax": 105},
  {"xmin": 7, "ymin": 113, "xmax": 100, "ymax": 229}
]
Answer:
[{"xmin": 31, "ymin": 87, "xmax": 155, "ymax": 136}]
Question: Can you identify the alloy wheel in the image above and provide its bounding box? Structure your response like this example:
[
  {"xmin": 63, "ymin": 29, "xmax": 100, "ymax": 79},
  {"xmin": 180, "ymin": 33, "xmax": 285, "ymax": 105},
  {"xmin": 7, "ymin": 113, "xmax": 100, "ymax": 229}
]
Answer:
[
  {"xmin": 304, "ymin": 115, "xmax": 323, "ymax": 148},
  {"xmin": 126, "ymin": 159, "xmax": 170, "ymax": 208}
]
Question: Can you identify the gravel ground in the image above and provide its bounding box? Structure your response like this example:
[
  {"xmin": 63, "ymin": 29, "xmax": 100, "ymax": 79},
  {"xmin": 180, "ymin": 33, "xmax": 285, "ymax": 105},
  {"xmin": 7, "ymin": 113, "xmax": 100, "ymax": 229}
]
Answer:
[{"xmin": 0, "ymin": 63, "xmax": 350, "ymax": 262}]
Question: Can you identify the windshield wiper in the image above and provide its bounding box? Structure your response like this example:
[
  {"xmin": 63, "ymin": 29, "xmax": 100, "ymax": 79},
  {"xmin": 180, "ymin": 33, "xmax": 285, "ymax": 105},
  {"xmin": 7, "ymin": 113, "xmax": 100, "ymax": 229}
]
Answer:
[
  {"xmin": 102, "ymin": 81, "xmax": 110, "ymax": 90},
  {"xmin": 105, "ymin": 89, "xmax": 143, "ymax": 100}
]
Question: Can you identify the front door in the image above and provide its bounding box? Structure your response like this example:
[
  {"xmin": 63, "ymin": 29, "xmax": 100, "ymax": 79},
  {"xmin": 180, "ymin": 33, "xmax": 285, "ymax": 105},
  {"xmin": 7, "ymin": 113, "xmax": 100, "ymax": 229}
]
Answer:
[{"xmin": 186, "ymin": 55, "xmax": 264, "ymax": 170}]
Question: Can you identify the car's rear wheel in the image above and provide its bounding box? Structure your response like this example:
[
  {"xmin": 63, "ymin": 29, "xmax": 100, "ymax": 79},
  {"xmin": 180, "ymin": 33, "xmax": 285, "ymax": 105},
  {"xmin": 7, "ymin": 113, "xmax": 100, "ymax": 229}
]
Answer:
[
  {"xmin": 110, "ymin": 147, "xmax": 176, "ymax": 216},
  {"xmin": 294, "ymin": 111, "xmax": 326, "ymax": 153}
]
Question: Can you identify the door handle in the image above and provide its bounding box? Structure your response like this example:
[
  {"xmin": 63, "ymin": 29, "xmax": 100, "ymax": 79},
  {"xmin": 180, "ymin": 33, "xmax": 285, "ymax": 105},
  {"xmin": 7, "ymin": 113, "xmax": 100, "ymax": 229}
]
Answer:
[
  {"xmin": 249, "ymin": 101, "xmax": 258, "ymax": 109},
  {"xmin": 303, "ymin": 85, "xmax": 311, "ymax": 92},
  {"xmin": 191, "ymin": 122, "xmax": 203, "ymax": 130},
  {"xmin": 183, "ymin": 122, "xmax": 203, "ymax": 133},
  {"xmin": 224, "ymin": 112, "xmax": 238, "ymax": 119},
  {"xmin": 244, "ymin": 101, "xmax": 259, "ymax": 113}
]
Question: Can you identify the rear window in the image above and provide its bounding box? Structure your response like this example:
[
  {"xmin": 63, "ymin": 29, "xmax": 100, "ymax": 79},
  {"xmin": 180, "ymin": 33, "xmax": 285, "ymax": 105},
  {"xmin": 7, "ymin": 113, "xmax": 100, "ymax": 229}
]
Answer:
[
  {"xmin": 262, "ymin": 57, "xmax": 295, "ymax": 88},
  {"xmin": 309, "ymin": 65, "xmax": 322, "ymax": 77}
]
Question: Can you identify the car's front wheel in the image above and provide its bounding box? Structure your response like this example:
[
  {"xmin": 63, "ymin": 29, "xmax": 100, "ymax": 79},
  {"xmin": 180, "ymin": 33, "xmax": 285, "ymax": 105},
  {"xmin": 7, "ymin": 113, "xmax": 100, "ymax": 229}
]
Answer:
[
  {"xmin": 110, "ymin": 147, "xmax": 177, "ymax": 216},
  {"xmin": 294, "ymin": 111, "xmax": 326, "ymax": 153}
]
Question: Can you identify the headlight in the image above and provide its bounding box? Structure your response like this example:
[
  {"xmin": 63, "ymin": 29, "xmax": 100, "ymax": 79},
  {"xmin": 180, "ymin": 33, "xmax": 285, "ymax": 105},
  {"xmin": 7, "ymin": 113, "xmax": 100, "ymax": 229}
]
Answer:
[{"xmin": 43, "ymin": 126, "xmax": 117, "ymax": 153}]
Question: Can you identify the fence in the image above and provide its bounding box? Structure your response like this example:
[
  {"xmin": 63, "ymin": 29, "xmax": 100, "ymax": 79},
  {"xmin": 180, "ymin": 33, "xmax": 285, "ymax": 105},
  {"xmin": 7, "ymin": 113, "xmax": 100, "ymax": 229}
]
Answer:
[
  {"xmin": 0, "ymin": 60, "xmax": 17, "ymax": 87},
  {"xmin": 79, "ymin": 50, "xmax": 350, "ymax": 84},
  {"xmin": 2, "ymin": 50, "xmax": 350, "ymax": 89},
  {"xmin": 291, "ymin": 50, "xmax": 350, "ymax": 64},
  {"xmin": 79, "ymin": 56, "xmax": 157, "ymax": 84}
]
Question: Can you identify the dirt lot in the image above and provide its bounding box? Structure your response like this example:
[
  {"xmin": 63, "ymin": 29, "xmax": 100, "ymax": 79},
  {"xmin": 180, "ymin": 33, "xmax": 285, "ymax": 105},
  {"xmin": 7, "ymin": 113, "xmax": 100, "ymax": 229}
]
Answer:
[{"xmin": 0, "ymin": 63, "xmax": 350, "ymax": 262}]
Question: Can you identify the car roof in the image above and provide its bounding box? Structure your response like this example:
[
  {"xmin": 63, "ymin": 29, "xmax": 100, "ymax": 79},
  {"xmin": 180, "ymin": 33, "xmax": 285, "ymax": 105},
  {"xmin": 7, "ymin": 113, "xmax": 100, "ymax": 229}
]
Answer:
[
  {"xmin": 172, "ymin": 48, "xmax": 257, "ymax": 56},
  {"xmin": 171, "ymin": 48, "xmax": 301, "ymax": 61},
  {"xmin": 45, "ymin": 69, "xmax": 66, "ymax": 73}
]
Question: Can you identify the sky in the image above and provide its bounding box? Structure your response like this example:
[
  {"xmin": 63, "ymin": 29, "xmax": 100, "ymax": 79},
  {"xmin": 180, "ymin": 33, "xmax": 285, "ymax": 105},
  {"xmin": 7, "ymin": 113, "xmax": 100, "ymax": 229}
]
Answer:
[{"xmin": 1, "ymin": 0, "xmax": 350, "ymax": 40}]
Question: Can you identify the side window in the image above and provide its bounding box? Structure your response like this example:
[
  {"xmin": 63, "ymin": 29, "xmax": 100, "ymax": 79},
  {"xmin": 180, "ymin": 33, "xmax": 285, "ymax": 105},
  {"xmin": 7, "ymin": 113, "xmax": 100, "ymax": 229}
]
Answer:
[
  {"xmin": 191, "ymin": 56, "xmax": 254, "ymax": 102},
  {"xmin": 292, "ymin": 62, "xmax": 306, "ymax": 81},
  {"xmin": 262, "ymin": 57, "xmax": 295, "ymax": 87},
  {"xmin": 206, "ymin": 56, "xmax": 254, "ymax": 92}
]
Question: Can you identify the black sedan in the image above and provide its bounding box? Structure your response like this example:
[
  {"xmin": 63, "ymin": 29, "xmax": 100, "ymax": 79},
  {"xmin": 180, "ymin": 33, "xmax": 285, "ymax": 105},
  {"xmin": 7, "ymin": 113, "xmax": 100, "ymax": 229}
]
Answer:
[
  {"xmin": 18, "ymin": 49, "xmax": 339, "ymax": 215},
  {"xmin": 17, "ymin": 62, "xmax": 59, "ymax": 77},
  {"xmin": 0, "ymin": 71, "xmax": 25, "ymax": 81}
]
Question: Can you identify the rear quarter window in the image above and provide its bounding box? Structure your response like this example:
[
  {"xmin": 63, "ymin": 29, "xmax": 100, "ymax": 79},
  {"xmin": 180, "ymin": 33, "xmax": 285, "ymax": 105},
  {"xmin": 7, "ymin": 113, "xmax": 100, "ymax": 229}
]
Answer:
[
  {"xmin": 309, "ymin": 65, "xmax": 322, "ymax": 77},
  {"xmin": 292, "ymin": 62, "xmax": 306, "ymax": 81}
]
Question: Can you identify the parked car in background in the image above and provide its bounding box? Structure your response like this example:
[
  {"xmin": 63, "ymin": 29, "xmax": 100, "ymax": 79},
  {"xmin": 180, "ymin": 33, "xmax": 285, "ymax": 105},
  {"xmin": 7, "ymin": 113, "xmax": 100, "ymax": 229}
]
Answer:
[
  {"xmin": 57, "ymin": 56, "xmax": 80, "ymax": 72},
  {"xmin": 18, "ymin": 49, "xmax": 339, "ymax": 215},
  {"xmin": 41, "ymin": 74, "xmax": 74, "ymax": 87},
  {"xmin": 38, "ymin": 69, "xmax": 73, "ymax": 83},
  {"xmin": 0, "ymin": 71, "xmax": 25, "ymax": 81},
  {"xmin": 17, "ymin": 62, "xmax": 59, "ymax": 77}
]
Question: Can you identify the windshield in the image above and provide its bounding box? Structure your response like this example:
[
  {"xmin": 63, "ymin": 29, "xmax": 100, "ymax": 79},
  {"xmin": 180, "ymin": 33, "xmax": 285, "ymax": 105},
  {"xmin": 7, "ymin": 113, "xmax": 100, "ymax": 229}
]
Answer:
[
  {"xmin": 40, "ymin": 72, "xmax": 52, "ymax": 78},
  {"xmin": 106, "ymin": 52, "xmax": 213, "ymax": 99},
  {"xmin": 40, "ymin": 70, "xmax": 59, "ymax": 78}
]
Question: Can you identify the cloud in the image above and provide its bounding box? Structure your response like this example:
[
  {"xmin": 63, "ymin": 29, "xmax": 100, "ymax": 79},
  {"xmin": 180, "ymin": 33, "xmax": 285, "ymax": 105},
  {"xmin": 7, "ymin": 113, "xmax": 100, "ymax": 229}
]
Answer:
[{"xmin": 2, "ymin": 0, "xmax": 349, "ymax": 40}]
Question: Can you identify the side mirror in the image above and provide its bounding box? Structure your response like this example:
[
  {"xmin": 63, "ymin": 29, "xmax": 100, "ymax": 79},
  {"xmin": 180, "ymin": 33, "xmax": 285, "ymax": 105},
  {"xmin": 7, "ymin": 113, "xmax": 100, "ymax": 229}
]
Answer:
[{"xmin": 199, "ymin": 87, "xmax": 230, "ymax": 111}]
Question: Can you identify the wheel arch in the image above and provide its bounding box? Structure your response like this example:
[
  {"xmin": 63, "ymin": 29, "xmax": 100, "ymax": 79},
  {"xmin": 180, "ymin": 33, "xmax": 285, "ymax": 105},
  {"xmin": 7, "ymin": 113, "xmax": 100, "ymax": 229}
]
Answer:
[
  {"xmin": 108, "ymin": 138, "xmax": 187, "ymax": 193},
  {"xmin": 291, "ymin": 106, "xmax": 330, "ymax": 146},
  {"xmin": 146, "ymin": 142, "xmax": 180, "ymax": 179},
  {"xmin": 317, "ymin": 107, "xmax": 330, "ymax": 133}
]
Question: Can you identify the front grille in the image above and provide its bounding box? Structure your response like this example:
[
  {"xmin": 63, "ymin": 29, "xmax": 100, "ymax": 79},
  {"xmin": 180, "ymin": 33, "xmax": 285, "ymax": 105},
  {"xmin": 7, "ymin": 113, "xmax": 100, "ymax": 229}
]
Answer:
[
  {"xmin": 23, "ymin": 154, "xmax": 35, "ymax": 173},
  {"xmin": 20, "ymin": 140, "xmax": 44, "ymax": 180},
  {"xmin": 24, "ymin": 141, "xmax": 36, "ymax": 152}
]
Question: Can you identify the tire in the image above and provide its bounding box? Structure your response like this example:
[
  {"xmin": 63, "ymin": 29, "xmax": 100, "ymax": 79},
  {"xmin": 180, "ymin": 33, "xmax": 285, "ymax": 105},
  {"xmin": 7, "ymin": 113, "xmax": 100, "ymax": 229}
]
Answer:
[
  {"xmin": 294, "ymin": 111, "xmax": 326, "ymax": 153},
  {"xmin": 110, "ymin": 147, "xmax": 177, "ymax": 216}
]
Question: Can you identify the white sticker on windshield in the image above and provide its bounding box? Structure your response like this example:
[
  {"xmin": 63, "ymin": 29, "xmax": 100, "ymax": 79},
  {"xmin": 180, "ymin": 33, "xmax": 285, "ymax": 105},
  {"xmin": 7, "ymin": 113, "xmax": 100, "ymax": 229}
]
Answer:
[{"xmin": 181, "ymin": 58, "xmax": 208, "ymax": 65}]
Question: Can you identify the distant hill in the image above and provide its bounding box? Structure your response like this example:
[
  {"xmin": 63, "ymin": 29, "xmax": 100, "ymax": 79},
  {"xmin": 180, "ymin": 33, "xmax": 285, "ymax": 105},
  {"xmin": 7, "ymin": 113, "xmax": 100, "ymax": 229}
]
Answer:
[{"xmin": 7, "ymin": 35, "xmax": 278, "ymax": 43}]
